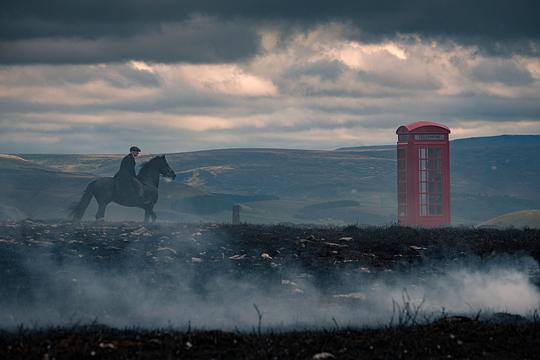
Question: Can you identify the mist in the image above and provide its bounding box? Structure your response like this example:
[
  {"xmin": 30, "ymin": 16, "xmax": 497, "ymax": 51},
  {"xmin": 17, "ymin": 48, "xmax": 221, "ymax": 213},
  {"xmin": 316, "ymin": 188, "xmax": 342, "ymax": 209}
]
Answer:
[{"xmin": 1, "ymin": 232, "xmax": 538, "ymax": 331}]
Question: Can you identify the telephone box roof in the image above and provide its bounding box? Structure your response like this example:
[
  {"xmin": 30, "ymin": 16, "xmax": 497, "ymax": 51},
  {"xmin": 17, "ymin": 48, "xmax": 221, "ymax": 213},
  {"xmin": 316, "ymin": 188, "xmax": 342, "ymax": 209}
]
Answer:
[{"xmin": 396, "ymin": 121, "xmax": 450, "ymax": 134}]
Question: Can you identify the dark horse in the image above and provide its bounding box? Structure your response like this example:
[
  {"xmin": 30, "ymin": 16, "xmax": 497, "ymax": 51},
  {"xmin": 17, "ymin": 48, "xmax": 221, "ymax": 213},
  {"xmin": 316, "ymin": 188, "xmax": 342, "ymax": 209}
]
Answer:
[{"xmin": 69, "ymin": 155, "xmax": 176, "ymax": 222}]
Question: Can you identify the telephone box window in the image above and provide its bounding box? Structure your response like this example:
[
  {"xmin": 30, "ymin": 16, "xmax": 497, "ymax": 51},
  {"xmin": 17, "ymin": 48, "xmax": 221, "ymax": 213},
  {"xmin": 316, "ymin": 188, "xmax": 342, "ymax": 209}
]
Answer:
[
  {"xmin": 397, "ymin": 148, "xmax": 407, "ymax": 216},
  {"xmin": 418, "ymin": 147, "xmax": 443, "ymax": 216},
  {"xmin": 398, "ymin": 134, "xmax": 409, "ymax": 142}
]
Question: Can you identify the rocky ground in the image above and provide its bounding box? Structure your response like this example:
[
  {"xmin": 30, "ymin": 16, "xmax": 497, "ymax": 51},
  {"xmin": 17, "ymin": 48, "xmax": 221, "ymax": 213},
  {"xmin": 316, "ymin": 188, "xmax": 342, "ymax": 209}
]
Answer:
[
  {"xmin": 1, "ymin": 221, "xmax": 540, "ymax": 358},
  {"xmin": 1, "ymin": 220, "xmax": 539, "ymax": 276}
]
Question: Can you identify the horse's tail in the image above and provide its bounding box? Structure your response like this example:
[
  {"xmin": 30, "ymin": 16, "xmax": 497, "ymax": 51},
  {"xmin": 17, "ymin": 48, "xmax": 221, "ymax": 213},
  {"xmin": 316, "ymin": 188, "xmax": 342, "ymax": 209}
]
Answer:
[{"xmin": 69, "ymin": 181, "xmax": 95, "ymax": 222}]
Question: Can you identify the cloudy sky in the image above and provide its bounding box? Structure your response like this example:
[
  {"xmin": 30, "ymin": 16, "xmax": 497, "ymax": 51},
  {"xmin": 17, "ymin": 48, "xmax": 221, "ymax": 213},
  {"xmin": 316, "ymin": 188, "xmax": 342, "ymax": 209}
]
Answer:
[{"xmin": 1, "ymin": 0, "xmax": 540, "ymax": 153}]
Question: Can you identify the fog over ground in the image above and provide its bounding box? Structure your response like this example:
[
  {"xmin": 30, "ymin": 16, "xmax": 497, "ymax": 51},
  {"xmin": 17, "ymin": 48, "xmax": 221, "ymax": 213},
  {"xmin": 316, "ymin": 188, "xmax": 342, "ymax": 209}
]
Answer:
[
  {"xmin": 1, "ymin": 0, "xmax": 540, "ymax": 333},
  {"xmin": 2, "ymin": 242, "xmax": 538, "ymax": 330}
]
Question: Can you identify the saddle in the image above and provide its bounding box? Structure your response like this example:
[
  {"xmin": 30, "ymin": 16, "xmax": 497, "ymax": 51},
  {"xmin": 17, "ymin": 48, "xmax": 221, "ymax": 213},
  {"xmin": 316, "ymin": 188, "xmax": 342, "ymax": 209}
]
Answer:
[{"xmin": 114, "ymin": 176, "xmax": 146, "ymax": 203}]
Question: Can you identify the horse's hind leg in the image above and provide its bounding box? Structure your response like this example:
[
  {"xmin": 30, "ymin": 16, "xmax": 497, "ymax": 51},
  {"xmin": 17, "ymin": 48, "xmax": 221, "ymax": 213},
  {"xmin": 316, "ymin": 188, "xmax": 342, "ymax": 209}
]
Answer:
[
  {"xmin": 151, "ymin": 210, "xmax": 157, "ymax": 223},
  {"xmin": 96, "ymin": 202, "xmax": 107, "ymax": 221}
]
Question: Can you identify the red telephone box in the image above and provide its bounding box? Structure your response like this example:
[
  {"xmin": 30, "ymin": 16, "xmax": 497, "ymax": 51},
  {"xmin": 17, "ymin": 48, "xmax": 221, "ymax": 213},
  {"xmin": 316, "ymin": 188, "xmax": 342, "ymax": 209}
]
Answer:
[{"xmin": 396, "ymin": 121, "xmax": 451, "ymax": 226}]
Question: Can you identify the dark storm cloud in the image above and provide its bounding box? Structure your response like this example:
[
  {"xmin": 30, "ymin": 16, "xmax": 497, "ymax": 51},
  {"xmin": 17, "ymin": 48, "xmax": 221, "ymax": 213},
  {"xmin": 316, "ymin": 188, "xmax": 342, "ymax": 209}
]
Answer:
[
  {"xmin": 1, "ymin": 0, "xmax": 539, "ymax": 64},
  {"xmin": 284, "ymin": 60, "xmax": 347, "ymax": 81},
  {"xmin": 2, "ymin": 0, "xmax": 539, "ymax": 39},
  {"xmin": 470, "ymin": 60, "xmax": 534, "ymax": 86},
  {"xmin": 0, "ymin": 63, "xmax": 162, "ymax": 87},
  {"xmin": 0, "ymin": 18, "xmax": 260, "ymax": 64},
  {"xmin": 310, "ymin": 95, "xmax": 540, "ymax": 122}
]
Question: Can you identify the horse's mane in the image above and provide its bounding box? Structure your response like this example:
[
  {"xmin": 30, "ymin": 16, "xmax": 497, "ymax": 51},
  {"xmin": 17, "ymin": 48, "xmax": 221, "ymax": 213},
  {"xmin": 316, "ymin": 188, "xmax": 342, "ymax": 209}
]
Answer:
[{"xmin": 138, "ymin": 156, "xmax": 161, "ymax": 176}]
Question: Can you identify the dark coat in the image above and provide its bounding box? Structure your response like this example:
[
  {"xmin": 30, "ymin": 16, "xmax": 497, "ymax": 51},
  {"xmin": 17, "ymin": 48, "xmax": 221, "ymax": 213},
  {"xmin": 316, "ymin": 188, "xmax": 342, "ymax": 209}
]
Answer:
[
  {"xmin": 113, "ymin": 154, "xmax": 145, "ymax": 201},
  {"xmin": 114, "ymin": 154, "xmax": 136, "ymax": 179}
]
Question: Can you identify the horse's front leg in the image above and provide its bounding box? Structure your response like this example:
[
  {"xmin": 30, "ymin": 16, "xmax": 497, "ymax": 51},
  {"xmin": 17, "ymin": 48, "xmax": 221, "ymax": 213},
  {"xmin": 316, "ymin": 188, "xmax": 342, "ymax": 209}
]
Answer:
[
  {"xmin": 143, "ymin": 205, "xmax": 156, "ymax": 223},
  {"xmin": 144, "ymin": 208, "xmax": 150, "ymax": 223}
]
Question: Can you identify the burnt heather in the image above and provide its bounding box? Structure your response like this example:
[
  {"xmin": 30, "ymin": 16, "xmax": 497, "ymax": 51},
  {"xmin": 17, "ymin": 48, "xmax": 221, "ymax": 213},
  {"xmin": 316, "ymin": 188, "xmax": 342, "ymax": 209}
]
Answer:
[{"xmin": 1, "ymin": 221, "xmax": 539, "ymax": 358}]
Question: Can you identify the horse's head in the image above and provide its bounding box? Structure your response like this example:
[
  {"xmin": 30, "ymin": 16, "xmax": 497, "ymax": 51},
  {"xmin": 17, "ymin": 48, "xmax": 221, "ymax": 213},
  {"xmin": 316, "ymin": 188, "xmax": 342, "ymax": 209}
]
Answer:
[{"xmin": 156, "ymin": 155, "xmax": 176, "ymax": 180}]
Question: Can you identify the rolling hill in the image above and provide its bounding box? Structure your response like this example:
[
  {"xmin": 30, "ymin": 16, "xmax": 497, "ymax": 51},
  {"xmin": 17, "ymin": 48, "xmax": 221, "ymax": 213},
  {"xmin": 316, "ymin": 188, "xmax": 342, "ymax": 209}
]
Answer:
[
  {"xmin": 7, "ymin": 135, "xmax": 540, "ymax": 224},
  {"xmin": 338, "ymin": 135, "xmax": 540, "ymax": 223},
  {"xmin": 0, "ymin": 154, "xmax": 203, "ymax": 221},
  {"xmin": 478, "ymin": 209, "xmax": 540, "ymax": 229},
  {"xmin": 0, "ymin": 154, "xmax": 94, "ymax": 219}
]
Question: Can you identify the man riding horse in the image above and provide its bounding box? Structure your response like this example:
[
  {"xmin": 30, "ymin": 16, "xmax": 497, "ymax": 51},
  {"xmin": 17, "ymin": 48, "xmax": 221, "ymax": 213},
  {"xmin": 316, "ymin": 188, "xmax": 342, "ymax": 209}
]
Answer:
[
  {"xmin": 70, "ymin": 146, "xmax": 176, "ymax": 222},
  {"xmin": 114, "ymin": 146, "xmax": 148, "ymax": 204}
]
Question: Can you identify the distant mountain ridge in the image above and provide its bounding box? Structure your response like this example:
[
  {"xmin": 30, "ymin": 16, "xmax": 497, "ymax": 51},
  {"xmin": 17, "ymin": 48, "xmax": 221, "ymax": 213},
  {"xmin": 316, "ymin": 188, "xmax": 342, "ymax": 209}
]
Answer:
[
  {"xmin": 452, "ymin": 134, "xmax": 540, "ymax": 146},
  {"xmin": 336, "ymin": 134, "xmax": 540, "ymax": 150}
]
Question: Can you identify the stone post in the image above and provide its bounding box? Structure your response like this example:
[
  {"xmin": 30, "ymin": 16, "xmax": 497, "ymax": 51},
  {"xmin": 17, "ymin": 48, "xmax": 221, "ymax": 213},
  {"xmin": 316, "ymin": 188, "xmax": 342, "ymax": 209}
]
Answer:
[{"xmin": 232, "ymin": 204, "xmax": 241, "ymax": 225}]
